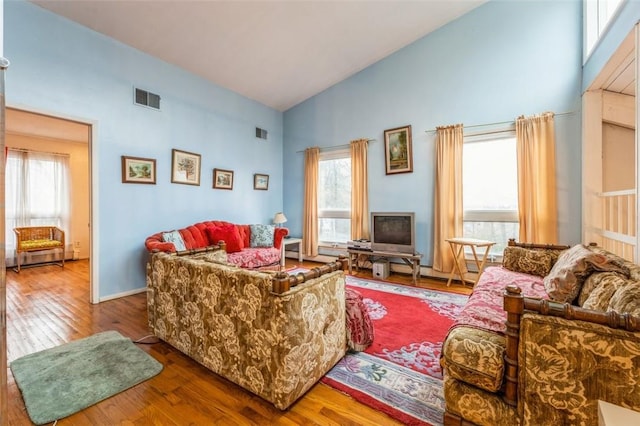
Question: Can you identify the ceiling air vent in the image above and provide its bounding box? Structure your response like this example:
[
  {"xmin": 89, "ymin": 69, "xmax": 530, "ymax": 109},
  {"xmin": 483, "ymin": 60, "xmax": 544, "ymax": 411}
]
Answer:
[
  {"xmin": 134, "ymin": 88, "xmax": 161, "ymax": 110},
  {"xmin": 255, "ymin": 127, "xmax": 268, "ymax": 140}
]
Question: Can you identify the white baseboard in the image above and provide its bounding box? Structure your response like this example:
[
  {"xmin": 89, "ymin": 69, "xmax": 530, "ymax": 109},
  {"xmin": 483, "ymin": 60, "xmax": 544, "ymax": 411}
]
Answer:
[{"xmin": 99, "ymin": 287, "xmax": 146, "ymax": 302}]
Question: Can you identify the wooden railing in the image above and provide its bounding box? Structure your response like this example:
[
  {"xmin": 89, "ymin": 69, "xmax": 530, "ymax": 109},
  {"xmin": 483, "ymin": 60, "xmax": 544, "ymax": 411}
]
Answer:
[
  {"xmin": 598, "ymin": 189, "xmax": 636, "ymax": 261},
  {"xmin": 272, "ymin": 256, "xmax": 347, "ymax": 294}
]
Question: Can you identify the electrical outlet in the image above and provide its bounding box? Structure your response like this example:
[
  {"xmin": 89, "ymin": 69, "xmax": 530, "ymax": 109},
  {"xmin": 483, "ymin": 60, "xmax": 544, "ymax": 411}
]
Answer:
[{"xmin": 74, "ymin": 241, "xmax": 81, "ymax": 248}]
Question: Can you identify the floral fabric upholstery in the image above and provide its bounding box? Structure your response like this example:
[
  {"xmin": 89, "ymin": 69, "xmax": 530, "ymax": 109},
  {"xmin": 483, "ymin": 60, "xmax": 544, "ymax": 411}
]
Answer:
[
  {"xmin": 146, "ymin": 251, "xmax": 346, "ymax": 410},
  {"xmin": 502, "ymin": 246, "xmax": 559, "ymax": 277},
  {"xmin": 519, "ymin": 313, "xmax": 640, "ymax": 425},
  {"xmin": 543, "ymin": 244, "xmax": 629, "ymax": 303},
  {"xmin": 443, "ymin": 244, "xmax": 640, "ymax": 426},
  {"xmin": 344, "ymin": 288, "xmax": 374, "ymax": 352},
  {"xmin": 449, "ymin": 266, "xmax": 548, "ymax": 334},
  {"xmin": 442, "ymin": 266, "xmax": 548, "ymax": 394},
  {"xmin": 578, "ymin": 271, "xmax": 629, "ymax": 311},
  {"xmin": 226, "ymin": 247, "xmax": 281, "ymax": 269},
  {"xmin": 443, "ymin": 373, "xmax": 517, "ymax": 426},
  {"xmin": 442, "ymin": 326, "xmax": 506, "ymax": 393}
]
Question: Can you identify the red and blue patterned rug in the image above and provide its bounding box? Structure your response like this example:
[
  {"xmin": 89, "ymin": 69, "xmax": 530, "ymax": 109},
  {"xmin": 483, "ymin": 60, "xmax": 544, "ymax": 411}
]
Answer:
[{"xmin": 322, "ymin": 275, "xmax": 469, "ymax": 426}]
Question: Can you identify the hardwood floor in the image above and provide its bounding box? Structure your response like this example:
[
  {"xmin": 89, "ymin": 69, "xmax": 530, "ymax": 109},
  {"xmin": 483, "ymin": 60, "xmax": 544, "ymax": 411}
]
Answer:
[{"xmin": 6, "ymin": 258, "xmax": 471, "ymax": 425}]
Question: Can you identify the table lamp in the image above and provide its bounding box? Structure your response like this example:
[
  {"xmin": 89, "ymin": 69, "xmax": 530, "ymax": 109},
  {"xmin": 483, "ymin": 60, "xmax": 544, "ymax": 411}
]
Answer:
[{"xmin": 273, "ymin": 212, "xmax": 287, "ymax": 227}]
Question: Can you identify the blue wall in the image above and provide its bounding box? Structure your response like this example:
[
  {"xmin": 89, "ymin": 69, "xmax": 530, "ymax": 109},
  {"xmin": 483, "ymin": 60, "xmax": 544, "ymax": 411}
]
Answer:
[
  {"xmin": 5, "ymin": 0, "xmax": 283, "ymax": 299},
  {"xmin": 283, "ymin": 0, "xmax": 584, "ymax": 264}
]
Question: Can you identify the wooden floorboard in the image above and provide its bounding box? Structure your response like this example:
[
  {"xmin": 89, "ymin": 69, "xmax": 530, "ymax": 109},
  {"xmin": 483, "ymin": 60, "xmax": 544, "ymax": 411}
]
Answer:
[{"xmin": 6, "ymin": 258, "xmax": 471, "ymax": 425}]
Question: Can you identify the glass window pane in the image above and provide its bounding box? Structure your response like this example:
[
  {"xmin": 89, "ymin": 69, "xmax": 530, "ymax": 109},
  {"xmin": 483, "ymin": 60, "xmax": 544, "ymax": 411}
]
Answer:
[
  {"xmin": 318, "ymin": 158, "xmax": 351, "ymax": 210},
  {"xmin": 463, "ymin": 136, "xmax": 518, "ymax": 251},
  {"xmin": 463, "ymin": 221, "xmax": 520, "ymax": 256},
  {"xmin": 319, "ymin": 218, "xmax": 350, "ymax": 244},
  {"xmin": 463, "ymin": 137, "xmax": 517, "ymax": 211}
]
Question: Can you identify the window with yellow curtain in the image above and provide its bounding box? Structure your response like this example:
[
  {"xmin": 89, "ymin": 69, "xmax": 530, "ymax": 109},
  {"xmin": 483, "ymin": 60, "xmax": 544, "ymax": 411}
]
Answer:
[
  {"xmin": 463, "ymin": 132, "xmax": 519, "ymax": 256},
  {"xmin": 318, "ymin": 148, "xmax": 351, "ymax": 244}
]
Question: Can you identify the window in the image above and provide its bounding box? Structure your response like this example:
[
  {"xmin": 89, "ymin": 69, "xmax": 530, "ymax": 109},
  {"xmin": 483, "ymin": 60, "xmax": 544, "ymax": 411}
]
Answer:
[
  {"xmin": 318, "ymin": 149, "xmax": 351, "ymax": 244},
  {"xmin": 5, "ymin": 149, "xmax": 71, "ymax": 260},
  {"xmin": 584, "ymin": 0, "xmax": 624, "ymax": 59},
  {"xmin": 463, "ymin": 133, "xmax": 519, "ymax": 256}
]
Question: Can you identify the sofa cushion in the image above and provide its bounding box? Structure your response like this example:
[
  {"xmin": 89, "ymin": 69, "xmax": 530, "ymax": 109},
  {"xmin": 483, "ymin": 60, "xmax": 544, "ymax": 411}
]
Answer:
[
  {"xmin": 442, "ymin": 326, "xmax": 506, "ymax": 393},
  {"xmin": 608, "ymin": 280, "xmax": 640, "ymax": 316},
  {"xmin": 543, "ymin": 244, "xmax": 628, "ymax": 303},
  {"xmin": 205, "ymin": 224, "xmax": 243, "ymax": 253},
  {"xmin": 227, "ymin": 247, "xmax": 281, "ymax": 268},
  {"xmin": 502, "ymin": 246, "xmax": 556, "ymax": 277},
  {"xmin": 162, "ymin": 230, "xmax": 186, "ymax": 251},
  {"xmin": 250, "ymin": 224, "xmax": 275, "ymax": 247},
  {"xmin": 578, "ymin": 271, "xmax": 628, "ymax": 310}
]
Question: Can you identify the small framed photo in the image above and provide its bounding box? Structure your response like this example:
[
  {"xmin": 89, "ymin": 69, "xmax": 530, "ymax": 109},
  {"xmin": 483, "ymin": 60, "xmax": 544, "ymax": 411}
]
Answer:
[
  {"xmin": 121, "ymin": 156, "xmax": 156, "ymax": 184},
  {"xmin": 213, "ymin": 168, "xmax": 234, "ymax": 190},
  {"xmin": 384, "ymin": 125, "xmax": 413, "ymax": 175},
  {"xmin": 171, "ymin": 149, "xmax": 201, "ymax": 186},
  {"xmin": 254, "ymin": 173, "xmax": 269, "ymax": 190}
]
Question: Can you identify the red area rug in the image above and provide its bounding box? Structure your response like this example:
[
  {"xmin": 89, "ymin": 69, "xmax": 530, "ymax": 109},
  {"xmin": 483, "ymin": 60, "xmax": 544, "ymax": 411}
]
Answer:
[{"xmin": 322, "ymin": 275, "xmax": 468, "ymax": 426}]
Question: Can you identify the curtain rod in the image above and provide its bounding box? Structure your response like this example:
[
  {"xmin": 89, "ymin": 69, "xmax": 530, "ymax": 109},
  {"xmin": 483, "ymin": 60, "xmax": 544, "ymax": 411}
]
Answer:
[
  {"xmin": 8, "ymin": 147, "xmax": 70, "ymax": 157},
  {"xmin": 296, "ymin": 138, "xmax": 376, "ymax": 154},
  {"xmin": 424, "ymin": 111, "xmax": 575, "ymax": 134}
]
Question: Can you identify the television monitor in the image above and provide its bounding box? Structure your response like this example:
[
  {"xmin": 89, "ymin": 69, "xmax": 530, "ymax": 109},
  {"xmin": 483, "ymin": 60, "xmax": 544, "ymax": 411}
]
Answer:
[{"xmin": 370, "ymin": 212, "xmax": 415, "ymax": 254}]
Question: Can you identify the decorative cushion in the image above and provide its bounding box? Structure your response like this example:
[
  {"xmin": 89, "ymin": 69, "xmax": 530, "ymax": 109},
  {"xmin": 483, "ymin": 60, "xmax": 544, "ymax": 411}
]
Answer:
[
  {"xmin": 162, "ymin": 230, "xmax": 186, "ymax": 251},
  {"xmin": 502, "ymin": 246, "xmax": 556, "ymax": 277},
  {"xmin": 249, "ymin": 224, "xmax": 275, "ymax": 248},
  {"xmin": 544, "ymin": 244, "xmax": 629, "ymax": 303},
  {"xmin": 205, "ymin": 225, "xmax": 243, "ymax": 253},
  {"xmin": 608, "ymin": 280, "xmax": 640, "ymax": 316},
  {"xmin": 579, "ymin": 272, "xmax": 628, "ymax": 311}
]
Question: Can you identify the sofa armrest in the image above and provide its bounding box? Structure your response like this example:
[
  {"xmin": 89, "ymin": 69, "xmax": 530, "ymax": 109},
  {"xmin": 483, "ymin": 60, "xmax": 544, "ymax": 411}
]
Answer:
[
  {"xmin": 273, "ymin": 227, "xmax": 289, "ymax": 249},
  {"xmin": 518, "ymin": 313, "xmax": 640, "ymax": 424},
  {"xmin": 145, "ymin": 232, "xmax": 176, "ymax": 253}
]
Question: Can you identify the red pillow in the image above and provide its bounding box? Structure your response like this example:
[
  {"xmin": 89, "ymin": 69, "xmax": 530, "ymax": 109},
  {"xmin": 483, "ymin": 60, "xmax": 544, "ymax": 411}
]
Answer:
[{"xmin": 205, "ymin": 225, "xmax": 243, "ymax": 253}]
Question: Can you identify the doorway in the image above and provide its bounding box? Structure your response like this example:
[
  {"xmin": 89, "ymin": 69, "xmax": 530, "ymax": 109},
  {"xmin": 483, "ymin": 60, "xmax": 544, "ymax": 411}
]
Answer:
[{"xmin": 5, "ymin": 107, "xmax": 94, "ymax": 300}]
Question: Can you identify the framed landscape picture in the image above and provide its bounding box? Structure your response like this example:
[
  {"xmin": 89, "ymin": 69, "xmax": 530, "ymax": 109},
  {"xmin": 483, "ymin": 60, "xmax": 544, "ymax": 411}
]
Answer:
[
  {"xmin": 384, "ymin": 125, "xmax": 413, "ymax": 175},
  {"xmin": 213, "ymin": 168, "xmax": 234, "ymax": 190},
  {"xmin": 171, "ymin": 149, "xmax": 201, "ymax": 185},
  {"xmin": 254, "ymin": 173, "xmax": 269, "ymax": 190},
  {"xmin": 121, "ymin": 156, "xmax": 156, "ymax": 184}
]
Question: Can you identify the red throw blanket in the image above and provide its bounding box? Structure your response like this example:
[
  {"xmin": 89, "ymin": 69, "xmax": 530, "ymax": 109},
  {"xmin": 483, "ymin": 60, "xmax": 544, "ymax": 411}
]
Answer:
[{"xmin": 450, "ymin": 266, "xmax": 548, "ymax": 334}]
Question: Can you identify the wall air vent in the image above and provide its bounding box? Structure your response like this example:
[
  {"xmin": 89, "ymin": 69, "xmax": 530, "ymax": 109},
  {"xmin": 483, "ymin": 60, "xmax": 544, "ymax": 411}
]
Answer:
[
  {"xmin": 255, "ymin": 127, "xmax": 268, "ymax": 140},
  {"xmin": 134, "ymin": 88, "xmax": 161, "ymax": 110}
]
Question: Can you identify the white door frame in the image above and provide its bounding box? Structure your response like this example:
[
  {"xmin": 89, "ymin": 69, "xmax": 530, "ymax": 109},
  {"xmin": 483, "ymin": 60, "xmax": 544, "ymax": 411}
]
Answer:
[{"xmin": 6, "ymin": 103, "xmax": 99, "ymax": 303}]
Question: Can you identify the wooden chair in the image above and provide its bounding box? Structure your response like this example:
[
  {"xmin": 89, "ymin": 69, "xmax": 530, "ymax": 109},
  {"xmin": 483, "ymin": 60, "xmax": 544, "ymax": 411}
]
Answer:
[{"xmin": 14, "ymin": 226, "xmax": 65, "ymax": 273}]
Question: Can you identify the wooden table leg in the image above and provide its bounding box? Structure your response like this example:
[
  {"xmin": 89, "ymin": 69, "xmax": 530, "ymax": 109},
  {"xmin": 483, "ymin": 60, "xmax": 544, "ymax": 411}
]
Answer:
[
  {"xmin": 475, "ymin": 245, "xmax": 492, "ymax": 284},
  {"xmin": 446, "ymin": 242, "xmax": 466, "ymax": 287}
]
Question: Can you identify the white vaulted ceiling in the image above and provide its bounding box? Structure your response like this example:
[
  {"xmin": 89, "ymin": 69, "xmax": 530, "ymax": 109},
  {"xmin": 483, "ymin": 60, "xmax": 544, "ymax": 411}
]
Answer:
[{"xmin": 30, "ymin": 0, "xmax": 486, "ymax": 111}]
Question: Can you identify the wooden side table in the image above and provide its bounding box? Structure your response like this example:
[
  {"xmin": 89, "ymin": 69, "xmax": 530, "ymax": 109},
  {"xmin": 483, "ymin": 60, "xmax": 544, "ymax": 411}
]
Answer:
[
  {"xmin": 445, "ymin": 237, "xmax": 495, "ymax": 286},
  {"xmin": 281, "ymin": 237, "xmax": 303, "ymax": 266}
]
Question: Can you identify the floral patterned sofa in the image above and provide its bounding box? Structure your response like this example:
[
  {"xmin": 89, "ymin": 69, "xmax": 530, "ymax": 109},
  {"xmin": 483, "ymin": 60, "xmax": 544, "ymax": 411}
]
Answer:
[
  {"xmin": 144, "ymin": 220, "xmax": 288, "ymax": 268},
  {"xmin": 441, "ymin": 240, "xmax": 640, "ymax": 425},
  {"xmin": 146, "ymin": 249, "xmax": 347, "ymax": 409}
]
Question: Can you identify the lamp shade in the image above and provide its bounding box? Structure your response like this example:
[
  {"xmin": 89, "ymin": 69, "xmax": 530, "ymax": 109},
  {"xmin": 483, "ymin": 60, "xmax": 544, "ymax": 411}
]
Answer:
[{"xmin": 273, "ymin": 212, "xmax": 287, "ymax": 225}]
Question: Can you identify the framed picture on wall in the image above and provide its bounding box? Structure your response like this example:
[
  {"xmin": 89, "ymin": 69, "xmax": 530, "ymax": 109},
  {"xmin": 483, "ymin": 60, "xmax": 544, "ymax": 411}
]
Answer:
[
  {"xmin": 213, "ymin": 168, "xmax": 234, "ymax": 190},
  {"xmin": 384, "ymin": 125, "xmax": 413, "ymax": 175},
  {"xmin": 171, "ymin": 149, "xmax": 201, "ymax": 185},
  {"xmin": 121, "ymin": 156, "xmax": 156, "ymax": 184},
  {"xmin": 253, "ymin": 173, "xmax": 269, "ymax": 190}
]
